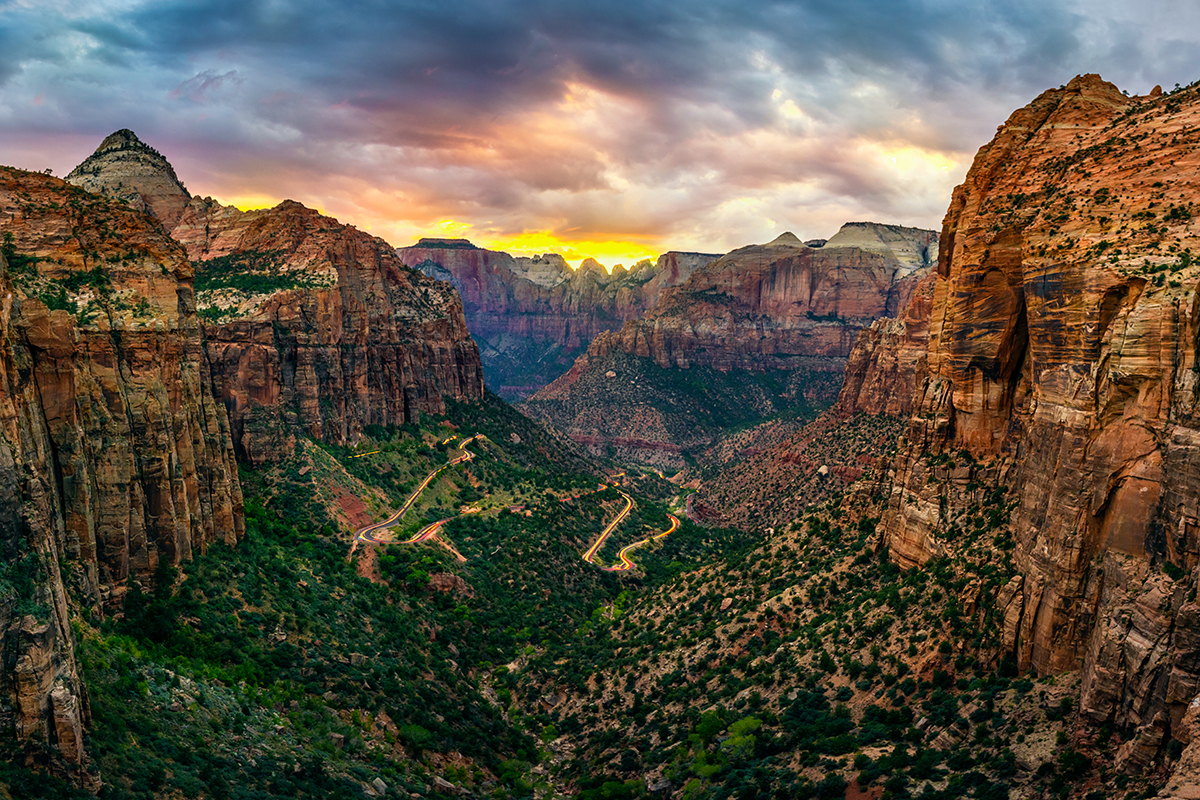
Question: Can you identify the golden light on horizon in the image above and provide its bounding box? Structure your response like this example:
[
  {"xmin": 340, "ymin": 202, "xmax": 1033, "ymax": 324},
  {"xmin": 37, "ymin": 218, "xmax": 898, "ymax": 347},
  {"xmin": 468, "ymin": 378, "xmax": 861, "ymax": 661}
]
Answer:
[{"xmin": 478, "ymin": 230, "xmax": 660, "ymax": 271}]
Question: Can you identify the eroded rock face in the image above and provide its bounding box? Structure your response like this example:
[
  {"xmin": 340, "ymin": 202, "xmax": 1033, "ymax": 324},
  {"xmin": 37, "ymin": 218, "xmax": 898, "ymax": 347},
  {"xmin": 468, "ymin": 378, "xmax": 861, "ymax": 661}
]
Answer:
[
  {"xmin": 396, "ymin": 239, "xmax": 718, "ymax": 398},
  {"xmin": 520, "ymin": 225, "xmax": 935, "ymax": 461},
  {"xmin": 65, "ymin": 129, "xmax": 191, "ymax": 229},
  {"xmin": 877, "ymin": 74, "xmax": 1200, "ymax": 751},
  {"xmin": 172, "ymin": 202, "xmax": 484, "ymax": 465},
  {"xmin": 0, "ymin": 166, "xmax": 244, "ymax": 785},
  {"xmin": 835, "ymin": 272, "xmax": 934, "ymax": 418}
]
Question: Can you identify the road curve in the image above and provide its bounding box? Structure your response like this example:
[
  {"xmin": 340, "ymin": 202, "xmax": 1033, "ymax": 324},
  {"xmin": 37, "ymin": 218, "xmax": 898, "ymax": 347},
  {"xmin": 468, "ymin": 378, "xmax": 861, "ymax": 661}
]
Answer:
[
  {"xmin": 582, "ymin": 487, "xmax": 678, "ymax": 571},
  {"xmin": 354, "ymin": 435, "xmax": 481, "ymax": 547},
  {"xmin": 582, "ymin": 490, "xmax": 633, "ymax": 564},
  {"xmin": 602, "ymin": 514, "xmax": 680, "ymax": 572}
]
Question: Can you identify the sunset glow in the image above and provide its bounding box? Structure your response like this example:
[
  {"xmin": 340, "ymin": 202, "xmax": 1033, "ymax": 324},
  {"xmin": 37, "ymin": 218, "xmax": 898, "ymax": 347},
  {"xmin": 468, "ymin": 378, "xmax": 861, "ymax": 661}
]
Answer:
[{"xmin": 4, "ymin": 1, "xmax": 1196, "ymax": 263}]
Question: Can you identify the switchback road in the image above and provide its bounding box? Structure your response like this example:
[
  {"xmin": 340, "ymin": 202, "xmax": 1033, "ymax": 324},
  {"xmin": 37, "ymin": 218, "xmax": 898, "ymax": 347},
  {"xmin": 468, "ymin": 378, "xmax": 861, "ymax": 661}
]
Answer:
[{"xmin": 353, "ymin": 435, "xmax": 480, "ymax": 548}]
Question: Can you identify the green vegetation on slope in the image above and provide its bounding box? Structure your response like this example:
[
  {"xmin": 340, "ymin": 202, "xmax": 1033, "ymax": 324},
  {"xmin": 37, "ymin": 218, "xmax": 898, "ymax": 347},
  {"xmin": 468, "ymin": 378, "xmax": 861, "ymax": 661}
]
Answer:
[{"xmin": 50, "ymin": 395, "xmax": 746, "ymax": 800}]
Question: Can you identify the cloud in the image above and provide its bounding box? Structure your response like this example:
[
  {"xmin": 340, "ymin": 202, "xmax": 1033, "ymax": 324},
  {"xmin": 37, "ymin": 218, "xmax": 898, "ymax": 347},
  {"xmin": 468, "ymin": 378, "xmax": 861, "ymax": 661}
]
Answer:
[{"xmin": 0, "ymin": 0, "xmax": 1197, "ymax": 261}]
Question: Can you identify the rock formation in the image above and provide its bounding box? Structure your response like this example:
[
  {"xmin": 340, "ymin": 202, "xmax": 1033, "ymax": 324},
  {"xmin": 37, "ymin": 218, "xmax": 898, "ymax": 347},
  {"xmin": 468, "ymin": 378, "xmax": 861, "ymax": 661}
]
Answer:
[
  {"xmin": 67, "ymin": 132, "xmax": 486, "ymax": 465},
  {"xmin": 0, "ymin": 166, "xmax": 246, "ymax": 786},
  {"xmin": 396, "ymin": 238, "xmax": 718, "ymax": 398},
  {"xmin": 171, "ymin": 201, "xmax": 484, "ymax": 464},
  {"xmin": 65, "ymin": 129, "xmax": 191, "ymax": 229},
  {"xmin": 521, "ymin": 224, "xmax": 936, "ymax": 463},
  {"xmin": 873, "ymin": 74, "xmax": 1200, "ymax": 765}
]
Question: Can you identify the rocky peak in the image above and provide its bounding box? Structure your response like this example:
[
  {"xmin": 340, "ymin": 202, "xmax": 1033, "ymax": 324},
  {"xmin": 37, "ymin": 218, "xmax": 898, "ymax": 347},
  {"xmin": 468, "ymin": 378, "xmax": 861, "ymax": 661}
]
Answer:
[
  {"xmin": 412, "ymin": 237, "xmax": 481, "ymax": 250},
  {"xmin": 66, "ymin": 129, "xmax": 191, "ymax": 228},
  {"xmin": 767, "ymin": 231, "xmax": 805, "ymax": 247},
  {"xmin": 511, "ymin": 252, "xmax": 572, "ymax": 288},
  {"xmin": 823, "ymin": 221, "xmax": 939, "ymax": 275},
  {"xmin": 574, "ymin": 257, "xmax": 608, "ymax": 280}
]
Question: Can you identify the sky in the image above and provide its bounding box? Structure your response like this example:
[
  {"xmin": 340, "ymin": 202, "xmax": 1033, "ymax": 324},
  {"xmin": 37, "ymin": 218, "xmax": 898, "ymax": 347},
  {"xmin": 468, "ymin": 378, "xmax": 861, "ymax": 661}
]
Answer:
[{"xmin": 3, "ymin": 1, "xmax": 1200, "ymax": 268}]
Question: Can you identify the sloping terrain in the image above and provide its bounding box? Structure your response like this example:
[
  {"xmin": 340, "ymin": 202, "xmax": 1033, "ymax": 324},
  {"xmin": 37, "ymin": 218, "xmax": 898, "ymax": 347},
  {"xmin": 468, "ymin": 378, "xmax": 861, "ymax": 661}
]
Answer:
[{"xmin": 522, "ymin": 224, "xmax": 936, "ymax": 467}]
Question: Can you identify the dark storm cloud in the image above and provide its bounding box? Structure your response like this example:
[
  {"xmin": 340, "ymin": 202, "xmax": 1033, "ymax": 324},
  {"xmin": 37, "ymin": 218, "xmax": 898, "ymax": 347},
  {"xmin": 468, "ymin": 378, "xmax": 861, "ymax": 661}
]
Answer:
[{"xmin": 1, "ymin": 0, "xmax": 1198, "ymax": 257}]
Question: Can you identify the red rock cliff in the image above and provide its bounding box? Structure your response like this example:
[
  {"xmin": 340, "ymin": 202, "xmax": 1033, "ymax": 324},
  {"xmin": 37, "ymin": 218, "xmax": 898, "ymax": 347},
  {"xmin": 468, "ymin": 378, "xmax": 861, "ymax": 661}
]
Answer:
[
  {"xmin": 173, "ymin": 200, "xmax": 484, "ymax": 465},
  {"xmin": 0, "ymin": 166, "xmax": 244, "ymax": 786},
  {"xmin": 594, "ymin": 225, "xmax": 934, "ymax": 372},
  {"xmin": 878, "ymin": 74, "xmax": 1200, "ymax": 762},
  {"xmin": 396, "ymin": 239, "xmax": 717, "ymax": 397}
]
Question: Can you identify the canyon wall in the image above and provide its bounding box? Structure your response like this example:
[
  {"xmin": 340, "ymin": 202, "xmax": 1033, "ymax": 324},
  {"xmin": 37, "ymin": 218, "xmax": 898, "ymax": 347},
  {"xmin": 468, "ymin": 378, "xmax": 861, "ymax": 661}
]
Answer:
[
  {"xmin": 520, "ymin": 224, "xmax": 936, "ymax": 464},
  {"xmin": 0, "ymin": 166, "xmax": 247, "ymax": 786},
  {"xmin": 67, "ymin": 131, "xmax": 485, "ymax": 465},
  {"xmin": 396, "ymin": 239, "xmax": 718, "ymax": 398},
  {"xmin": 173, "ymin": 201, "xmax": 484, "ymax": 465},
  {"xmin": 877, "ymin": 74, "xmax": 1200, "ymax": 764}
]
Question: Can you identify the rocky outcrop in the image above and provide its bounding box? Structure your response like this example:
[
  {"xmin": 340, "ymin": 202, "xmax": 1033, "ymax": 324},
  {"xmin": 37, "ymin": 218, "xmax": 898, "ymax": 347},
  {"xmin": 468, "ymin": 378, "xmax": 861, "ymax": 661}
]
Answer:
[
  {"xmin": 835, "ymin": 272, "xmax": 934, "ymax": 417},
  {"xmin": 397, "ymin": 239, "xmax": 717, "ymax": 398},
  {"xmin": 875, "ymin": 74, "xmax": 1200, "ymax": 756},
  {"xmin": 570, "ymin": 225, "xmax": 934, "ymax": 372},
  {"xmin": 172, "ymin": 201, "xmax": 484, "ymax": 465},
  {"xmin": 66, "ymin": 130, "xmax": 191, "ymax": 229},
  {"xmin": 0, "ymin": 165, "xmax": 245, "ymax": 786},
  {"xmin": 521, "ymin": 224, "xmax": 936, "ymax": 463},
  {"xmin": 65, "ymin": 131, "xmax": 484, "ymax": 465}
]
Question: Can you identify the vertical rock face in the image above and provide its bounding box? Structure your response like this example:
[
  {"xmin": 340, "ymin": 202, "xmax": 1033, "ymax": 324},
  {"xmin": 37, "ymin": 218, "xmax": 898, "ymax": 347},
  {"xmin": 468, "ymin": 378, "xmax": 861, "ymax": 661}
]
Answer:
[
  {"xmin": 66, "ymin": 130, "xmax": 486, "ymax": 465},
  {"xmin": 0, "ymin": 166, "xmax": 244, "ymax": 785},
  {"xmin": 519, "ymin": 225, "xmax": 936, "ymax": 462},
  {"xmin": 835, "ymin": 272, "xmax": 934, "ymax": 418},
  {"xmin": 592, "ymin": 226, "xmax": 935, "ymax": 371},
  {"xmin": 65, "ymin": 130, "xmax": 191, "ymax": 229},
  {"xmin": 879, "ymin": 74, "xmax": 1200, "ymax": 755},
  {"xmin": 396, "ymin": 239, "xmax": 718, "ymax": 398},
  {"xmin": 173, "ymin": 201, "xmax": 484, "ymax": 464}
]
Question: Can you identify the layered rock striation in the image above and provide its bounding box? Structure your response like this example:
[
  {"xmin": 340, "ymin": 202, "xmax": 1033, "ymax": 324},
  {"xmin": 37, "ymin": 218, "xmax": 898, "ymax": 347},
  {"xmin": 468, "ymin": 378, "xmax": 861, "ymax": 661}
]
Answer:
[
  {"xmin": 67, "ymin": 132, "xmax": 486, "ymax": 465},
  {"xmin": 0, "ymin": 166, "xmax": 246, "ymax": 785},
  {"xmin": 521, "ymin": 224, "xmax": 936, "ymax": 463},
  {"xmin": 874, "ymin": 74, "xmax": 1200, "ymax": 763},
  {"xmin": 65, "ymin": 130, "xmax": 191, "ymax": 229},
  {"xmin": 173, "ymin": 202, "xmax": 484, "ymax": 465},
  {"xmin": 397, "ymin": 239, "xmax": 717, "ymax": 398}
]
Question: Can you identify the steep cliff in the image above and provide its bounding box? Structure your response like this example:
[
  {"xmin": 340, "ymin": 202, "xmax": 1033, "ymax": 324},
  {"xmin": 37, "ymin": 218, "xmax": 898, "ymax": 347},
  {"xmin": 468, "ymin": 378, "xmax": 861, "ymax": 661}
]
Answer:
[
  {"xmin": 521, "ymin": 224, "xmax": 936, "ymax": 464},
  {"xmin": 0, "ymin": 166, "xmax": 245, "ymax": 786},
  {"xmin": 694, "ymin": 272, "xmax": 935, "ymax": 529},
  {"xmin": 173, "ymin": 201, "xmax": 484, "ymax": 465},
  {"xmin": 875, "ymin": 74, "xmax": 1200, "ymax": 766},
  {"xmin": 397, "ymin": 239, "xmax": 717, "ymax": 398}
]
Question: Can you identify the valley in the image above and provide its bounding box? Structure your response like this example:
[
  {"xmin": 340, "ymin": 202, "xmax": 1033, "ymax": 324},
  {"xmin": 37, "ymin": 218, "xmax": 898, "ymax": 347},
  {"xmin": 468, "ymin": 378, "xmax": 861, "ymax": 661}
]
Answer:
[{"xmin": 6, "ymin": 71, "xmax": 1200, "ymax": 800}]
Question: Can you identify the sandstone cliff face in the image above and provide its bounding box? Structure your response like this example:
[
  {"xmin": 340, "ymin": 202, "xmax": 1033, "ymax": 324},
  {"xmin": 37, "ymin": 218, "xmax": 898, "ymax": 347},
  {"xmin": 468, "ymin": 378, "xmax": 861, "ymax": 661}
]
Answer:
[
  {"xmin": 876, "ymin": 74, "xmax": 1200, "ymax": 762},
  {"xmin": 66, "ymin": 131, "xmax": 484, "ymax": 465},
  {"xmin": 521, "ymin": 224, "xmax": 935, "ymax": 462},
  {"xmin": 584, "ymin": 225, "xmax": 934, "ymax": 372},
  {"xmin": 397, "ymin": 239, "xmax": 717, "ymax": 398},
  {"xmin": 173, "ymin": 201, "xmax": 484, "ymax": 465},
  {"xmin": 0, "ymin": 166, "xmax": 245, "ymax": 785},
  {"xmin": 66, "ymin": 130, "xmax": 191, "ymax": 229},
  {"xmin": 835, "ymin": 272, "xmax": 934, "ymax": 418}
]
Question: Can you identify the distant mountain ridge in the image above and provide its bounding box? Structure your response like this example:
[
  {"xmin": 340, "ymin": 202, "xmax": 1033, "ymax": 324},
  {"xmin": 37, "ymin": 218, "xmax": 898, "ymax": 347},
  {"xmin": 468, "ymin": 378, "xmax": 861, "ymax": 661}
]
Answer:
[
  {"xmin": 520, "ymin": 222, "xmax": 937, "ymax": 466},
  {"xmin": 396, "ymin": 238, "xmax": 720, "ymax": 398}
]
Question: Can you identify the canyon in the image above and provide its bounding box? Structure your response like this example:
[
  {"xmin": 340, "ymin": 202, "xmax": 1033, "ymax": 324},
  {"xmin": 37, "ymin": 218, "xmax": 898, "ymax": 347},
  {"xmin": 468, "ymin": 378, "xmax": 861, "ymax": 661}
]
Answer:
[
  {"xmin": 520, "ymin": 222, "xmax": 937, "ymax": 466},
  {"xmin": 396, "ymin": 238, "xmax": 718, "ymax": 399},
  {"xmin": 10, "ymin": 73, "xmax": 1200, "ymax": 798}
]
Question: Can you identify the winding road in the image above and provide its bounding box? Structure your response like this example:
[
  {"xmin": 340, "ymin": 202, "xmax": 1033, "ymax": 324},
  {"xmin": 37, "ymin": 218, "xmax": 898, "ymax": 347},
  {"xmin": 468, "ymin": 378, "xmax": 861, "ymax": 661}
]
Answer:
[
  {"xmin": 354, "ymin": 435, "xmax": 480, "ymax": 547},
  {"xmin": 581, "ymin": 487, "xmax": 680, "ymax": 572},
  {"xmin": 351, "ymin": 434, "xmax": 676, "ymax": 572}
]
